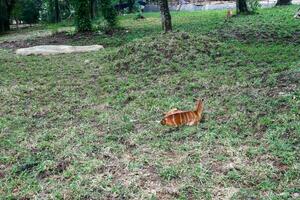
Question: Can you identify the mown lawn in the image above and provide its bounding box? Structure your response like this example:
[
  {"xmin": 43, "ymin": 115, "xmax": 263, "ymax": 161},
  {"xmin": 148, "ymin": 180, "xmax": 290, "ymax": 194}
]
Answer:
[{"xmin": 0, "ymin": 5, "xmax": 299, "ymax": 200}]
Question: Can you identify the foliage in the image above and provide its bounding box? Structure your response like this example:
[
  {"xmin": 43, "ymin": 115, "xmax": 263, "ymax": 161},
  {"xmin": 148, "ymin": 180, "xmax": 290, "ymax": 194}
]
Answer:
[
  {"xmin": 73, "ymin": 0, "xmax": 92, "ymax": 32},
  {"xmin": 247, "ymin": 0, "xmax": 261, "ymax": 13},
  {"xmin": 11, "ymin": 0, "xmax": 41, "ymax": 25},
  {"xmin": 19, "ymin": 0, "xmax": 41, "ymax": 24},
  {"xmin": 100, "ymin": 0, "xmax": 118, "ymax": 29},
  {"xmin": 11, "ymin": 1, "xmax": 22, "ymax": 21},
  {"xmin": 40, "ymin": 0, "xmax": 73, "ymax": 23},
  {"xmin": 134, "ymin": 12, "xmax": 145, "ymax": 20}
]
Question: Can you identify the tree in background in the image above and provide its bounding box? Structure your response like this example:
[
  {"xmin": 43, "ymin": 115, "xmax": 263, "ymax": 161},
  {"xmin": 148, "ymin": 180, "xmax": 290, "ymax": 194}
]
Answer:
[
  {"xmin": 276, "ymin": 0, "xmax": 292, "ymax": 5},
  {"xmin": 11, "ymin": 0, "xmax": 41, "ymax": 26},
  {"xmin": 41, "ymin": 0, "xmax": 73, "ymax": 22},
  {"xmin": 159, "ymin": 0, "xmax": 172, "ymax": 32},
  {"xmin": 236, "ymin": 0, "xmax": 249, "ymax": 14},
  {"xmin": 21, "ymin": 0, "xmax": 41, "ymax": 24},
  {"xmin": 0, "ymin": 0, "xmax": 16, "ymax": 33},
  {"xmin": 73, "ymin": 0, "xmax": 92, "ymax": 32},
  {"xmin": 11, "ymin": 0, "xmax": 22, "ymax": 28}
]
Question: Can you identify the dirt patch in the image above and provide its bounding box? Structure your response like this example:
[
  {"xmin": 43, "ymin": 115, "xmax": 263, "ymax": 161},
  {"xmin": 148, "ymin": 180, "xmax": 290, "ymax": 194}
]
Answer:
[
  {"xmin": 38, "ymin": 159, "xmax": 71, "ymax": 179},
  {"xmin": 217, "ymin": 22, "xmax": 300, "ymax": 44},
  {"xmin": 97, "ymin": 147, "xmax": 184, "ymax": 199},
  {"xmin": 213, "ymin": 186, "xmax": 239, "ymax": 200},
  {"xmin": 267, "ymin": 70, "xmax": 300, "ymax": 97},
  {"xmin": 0, "ymin": 32, "xmax": 98, "ymax": 50},
  {"xmin": 277, "ymin": 70, "xmax": 300, "ymax": 85},
  {"xmin": 0, "ymin": 171, "xmax": 5, "ymax": 179}
]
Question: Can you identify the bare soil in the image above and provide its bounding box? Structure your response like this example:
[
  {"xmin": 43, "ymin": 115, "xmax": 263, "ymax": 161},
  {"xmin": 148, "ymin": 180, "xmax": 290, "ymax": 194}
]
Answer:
[{"xmin": 0, "ymin": 32, "xmax": 95, "ymax": 50}]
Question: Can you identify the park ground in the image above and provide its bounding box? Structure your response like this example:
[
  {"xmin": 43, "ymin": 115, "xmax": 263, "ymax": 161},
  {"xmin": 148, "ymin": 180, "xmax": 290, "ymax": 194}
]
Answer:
[{"xmin": 0, "ymin": 5, "xmax": 299, "ymax": 200}]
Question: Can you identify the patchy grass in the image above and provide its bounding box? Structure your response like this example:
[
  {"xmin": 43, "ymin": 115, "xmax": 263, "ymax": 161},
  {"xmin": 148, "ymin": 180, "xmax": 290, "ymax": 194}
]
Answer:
[
  {"xmin": 216, "ymin": 6, "xmax": 300, "ymax": 44},
  {"xmin": 0, "ymin": 5, "xmax": 300, "ymax": 200}
]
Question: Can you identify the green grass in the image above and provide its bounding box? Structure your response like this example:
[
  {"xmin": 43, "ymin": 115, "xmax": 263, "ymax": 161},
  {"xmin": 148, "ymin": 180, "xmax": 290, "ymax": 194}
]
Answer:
[{"xmin": 1, "ymin": 5, "xmax": 300, "ymax": 199}]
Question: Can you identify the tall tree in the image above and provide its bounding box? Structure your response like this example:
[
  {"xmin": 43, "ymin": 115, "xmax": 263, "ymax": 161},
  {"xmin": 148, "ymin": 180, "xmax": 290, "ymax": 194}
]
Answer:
[
  {"xmin": 236, "ymin": 0, "xmax": 249, "ymax": 14},
  {"xmin": 0, "ymin": 0, "xmax": 16, "ymax": 33},
  {"xmin": 276, "ymin": 0, "xmax": 291, "ymax": 5},
  {"xmin": 159, "ymin": 0, "xmax": 172, "ymax": 32}
]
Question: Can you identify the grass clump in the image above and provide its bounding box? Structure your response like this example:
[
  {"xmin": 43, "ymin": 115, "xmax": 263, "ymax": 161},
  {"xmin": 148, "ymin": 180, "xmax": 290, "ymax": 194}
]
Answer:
[
  {"xmin": 109, "ymin": 32, "xmax": 231, "ymax": 76},
  {"xmin": 216, "ymin": 6, "xmax": 300, "ymax": 44}
]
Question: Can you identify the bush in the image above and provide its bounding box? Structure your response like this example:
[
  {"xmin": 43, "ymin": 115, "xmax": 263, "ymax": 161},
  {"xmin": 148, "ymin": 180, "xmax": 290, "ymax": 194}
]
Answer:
[
  {"xmin": 247, "ymin": 0, "xmax": 261, "ymax": 13},
  {"xmin": 12, "ymin": 0, "xmax": 41, "ymax": 25},
  {"xmin": 73, "ymin": 0, "xmax": 92, "ymax": 32},
  {"xmin": 21, "ymin": 0, "xmax": 40, "ymax": 24},
  {"xmin": 100, "ymin": 0, "xmax": 118, "ymax": 29}
]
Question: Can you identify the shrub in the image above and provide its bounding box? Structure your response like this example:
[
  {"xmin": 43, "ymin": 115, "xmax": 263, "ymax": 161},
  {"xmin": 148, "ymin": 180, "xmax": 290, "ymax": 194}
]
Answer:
[
  {"xmin": 247, "ymin": 0, "xmax": 261, "ymax": 13},
  {"xmin": 100, "ymin": 0, "xmax": 118, "ymax": 29},
  {"xmin": 73, "ymin": 0, "xmax": 92, "ymax": 32}
]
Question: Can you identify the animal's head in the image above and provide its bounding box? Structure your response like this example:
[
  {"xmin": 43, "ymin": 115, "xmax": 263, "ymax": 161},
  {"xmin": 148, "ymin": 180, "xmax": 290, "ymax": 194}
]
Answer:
[
  {"xmin": 160, "ymin": 118, "xmax": 166, "ymax": 125},
  {"xmin": 227, "ymin": 10, "xmax": 233, "ymax": 18},
  {"xmin": 195, "ymin": 98, "xmax": 204, "ymax": 112},
  {"xmin": 196, "ymin": 98, "xmax": 204, "ymax": 105}
]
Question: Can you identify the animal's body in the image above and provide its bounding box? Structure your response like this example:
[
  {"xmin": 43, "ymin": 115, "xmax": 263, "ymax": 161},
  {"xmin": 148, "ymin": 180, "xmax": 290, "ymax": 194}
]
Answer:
[{"xmin": 160, "ymin": 99, "xmax": 204, "ymax": 127}]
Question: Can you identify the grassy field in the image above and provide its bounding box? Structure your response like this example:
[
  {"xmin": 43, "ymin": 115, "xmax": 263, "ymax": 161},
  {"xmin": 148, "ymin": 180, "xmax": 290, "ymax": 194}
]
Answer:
[{"xmin": 1, "ymin": 5, "xmax": 300, "ymax": 199}]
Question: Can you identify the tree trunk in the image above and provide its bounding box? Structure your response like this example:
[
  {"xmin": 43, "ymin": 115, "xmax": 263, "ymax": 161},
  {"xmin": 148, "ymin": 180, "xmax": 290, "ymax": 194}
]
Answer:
[
  {"xmin": 159, "ymin": 0, "xmax": 172, "ymax": 32},
  {"xmin": 54, "ymin": 0, "xmax": 60, "ymax": 23},
  {"xmin": 276, "ymin": 0, "xmax": 292, "ymax": 5},
  {"xmin": 0, "ymin": 0, "xmax": 8, "ymax": 33},
  {"xmin": 90, "ymin": 0, "xmax": 96, "ymax": 19},
  {"xmin": 48, "ymin": 0, "xmax": 55, "ymax": 22},
  {"xmin": 15, "ymin": 17, "xmax": 19, "ymax": 29},
  {"xmin": 236, "ymin": 0, "xmax": 249, "ymax": 14},
  {"xmin": 0, "ymin": 0, "xmax": 15, "ymax": 33}
]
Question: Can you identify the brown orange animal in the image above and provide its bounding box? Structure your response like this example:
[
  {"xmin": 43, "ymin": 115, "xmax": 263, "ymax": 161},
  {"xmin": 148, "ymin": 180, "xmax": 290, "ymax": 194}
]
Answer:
[
  {"xmin": 160, "ymin": 99, "xmax": 204, "ymax": 127},
  {"xmin": 227, "ymin": 10, "xmax": 233, "ymax": 18}
]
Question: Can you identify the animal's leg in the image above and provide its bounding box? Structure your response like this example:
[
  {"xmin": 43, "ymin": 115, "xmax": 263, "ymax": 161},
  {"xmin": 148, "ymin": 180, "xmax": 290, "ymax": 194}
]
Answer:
[
  {"xmin": 187, "ymin": 120, "xmax": 196, "ymax": 126},
  {"xmin": 187, "ymin": 119, "xmax": 200, "ymax": 126}
]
